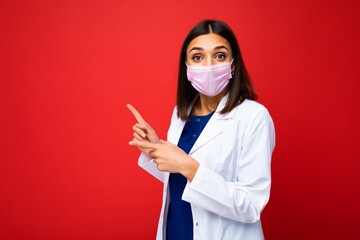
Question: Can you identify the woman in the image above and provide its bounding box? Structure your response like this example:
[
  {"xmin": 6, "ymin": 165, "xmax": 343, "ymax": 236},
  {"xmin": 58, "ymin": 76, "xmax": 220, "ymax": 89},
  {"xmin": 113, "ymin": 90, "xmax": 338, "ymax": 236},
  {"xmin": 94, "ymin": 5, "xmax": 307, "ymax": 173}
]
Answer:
[{"xmin": 128, "ymin": 19, "xmax": 275, "ymax": 240}]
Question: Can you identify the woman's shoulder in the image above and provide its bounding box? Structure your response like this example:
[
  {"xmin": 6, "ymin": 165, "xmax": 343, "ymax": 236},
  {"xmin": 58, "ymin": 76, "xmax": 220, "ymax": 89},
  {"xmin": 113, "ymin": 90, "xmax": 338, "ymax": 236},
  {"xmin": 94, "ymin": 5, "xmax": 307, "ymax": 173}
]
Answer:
[
  {"xmin": 170, "ymin": 105, "xmax": 180, "ymax": 122},
  {"xmin": 237, "ymin": 99, "xmax": 268, "ymax": 113},
  {"xmin": 233, "ymin": 99, "xmax": 272, "ymax": 122}
]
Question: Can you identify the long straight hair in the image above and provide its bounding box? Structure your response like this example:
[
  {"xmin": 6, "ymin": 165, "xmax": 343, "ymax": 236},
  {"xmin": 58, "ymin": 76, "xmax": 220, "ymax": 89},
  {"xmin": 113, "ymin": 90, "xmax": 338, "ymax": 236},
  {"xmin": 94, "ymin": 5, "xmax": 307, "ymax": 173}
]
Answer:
[{"xmin": 176, "ymin": 19, "xmax": 257, "ymax": 121}]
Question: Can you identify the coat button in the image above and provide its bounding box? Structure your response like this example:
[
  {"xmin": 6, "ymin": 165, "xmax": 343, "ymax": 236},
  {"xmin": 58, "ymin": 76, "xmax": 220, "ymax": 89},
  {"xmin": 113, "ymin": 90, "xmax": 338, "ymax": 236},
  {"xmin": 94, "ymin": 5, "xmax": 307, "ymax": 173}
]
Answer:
[{"xmin": 196, "ymin": 222, "xmax": 199, "ymax": 227}]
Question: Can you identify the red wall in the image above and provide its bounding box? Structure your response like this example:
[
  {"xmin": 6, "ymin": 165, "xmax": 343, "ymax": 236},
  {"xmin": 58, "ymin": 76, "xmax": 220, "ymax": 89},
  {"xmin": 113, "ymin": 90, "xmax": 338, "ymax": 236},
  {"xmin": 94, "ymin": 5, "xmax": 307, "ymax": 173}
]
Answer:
[{"xmin": 1, "ymin": 1, "xmax": 359, "ymax": 239}]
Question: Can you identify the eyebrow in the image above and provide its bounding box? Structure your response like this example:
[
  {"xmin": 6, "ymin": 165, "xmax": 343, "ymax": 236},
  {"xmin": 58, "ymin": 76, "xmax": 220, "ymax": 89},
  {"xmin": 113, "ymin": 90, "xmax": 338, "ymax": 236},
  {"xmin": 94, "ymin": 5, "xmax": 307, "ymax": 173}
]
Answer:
[
  {"xmin": 189, "ymin": 45, "xmax": 229, "ymax": 52},
  {"xmin": 214, "ymin": 45, "xmax": 228, "ymax": 51}
]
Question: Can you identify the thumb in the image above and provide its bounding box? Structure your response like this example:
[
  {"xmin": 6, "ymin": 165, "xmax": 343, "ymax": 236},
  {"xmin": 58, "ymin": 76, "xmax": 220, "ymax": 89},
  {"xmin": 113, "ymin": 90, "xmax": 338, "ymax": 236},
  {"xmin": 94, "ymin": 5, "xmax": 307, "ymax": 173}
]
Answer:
[{"xmin": 160, "ymin": 139, "xmax": 167, "ymax": 144}]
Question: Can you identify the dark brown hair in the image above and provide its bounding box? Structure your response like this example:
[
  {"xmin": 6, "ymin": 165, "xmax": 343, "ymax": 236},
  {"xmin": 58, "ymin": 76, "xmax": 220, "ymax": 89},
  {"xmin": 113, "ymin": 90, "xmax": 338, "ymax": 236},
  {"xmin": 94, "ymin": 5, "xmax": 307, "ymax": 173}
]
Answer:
[{"xmin": 176, "ymin": 19, "xmax": 257, "ymax": 121}]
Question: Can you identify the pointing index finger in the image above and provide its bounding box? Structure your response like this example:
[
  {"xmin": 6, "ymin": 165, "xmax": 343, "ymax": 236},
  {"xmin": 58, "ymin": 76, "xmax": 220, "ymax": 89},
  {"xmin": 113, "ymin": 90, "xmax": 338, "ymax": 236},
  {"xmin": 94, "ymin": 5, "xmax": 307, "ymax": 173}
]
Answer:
[
  {"xmin": 127, "ymin": 104, "xmax": 145, "ymax": 123},
  {"xmin": 129, "ymin": 140, "xmax": 157, "ymax": 149}
]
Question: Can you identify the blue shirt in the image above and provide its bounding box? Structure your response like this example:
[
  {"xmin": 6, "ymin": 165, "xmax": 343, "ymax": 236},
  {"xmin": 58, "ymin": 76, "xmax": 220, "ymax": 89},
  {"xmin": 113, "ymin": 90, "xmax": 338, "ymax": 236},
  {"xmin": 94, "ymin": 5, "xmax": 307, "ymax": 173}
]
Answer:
[{"xmin": 166, "ymin": 111, "xmax": 215, "ymax": 240}]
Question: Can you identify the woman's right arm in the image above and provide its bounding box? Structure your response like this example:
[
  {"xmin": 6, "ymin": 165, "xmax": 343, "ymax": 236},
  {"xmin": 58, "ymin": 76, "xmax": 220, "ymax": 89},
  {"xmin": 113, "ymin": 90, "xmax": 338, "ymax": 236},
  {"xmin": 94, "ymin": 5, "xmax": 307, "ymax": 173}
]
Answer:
[{"xmin": 128, "ymin": 104, "xmax": 176, "ymax": 182}]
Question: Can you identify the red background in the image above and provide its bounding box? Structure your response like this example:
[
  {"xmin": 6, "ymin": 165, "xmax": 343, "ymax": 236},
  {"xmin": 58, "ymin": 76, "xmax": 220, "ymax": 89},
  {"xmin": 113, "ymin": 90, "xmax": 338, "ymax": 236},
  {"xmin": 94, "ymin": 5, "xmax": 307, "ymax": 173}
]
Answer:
[{"xmin": 1, "ymin": 0, "xmax": 359, "ymax": 239}]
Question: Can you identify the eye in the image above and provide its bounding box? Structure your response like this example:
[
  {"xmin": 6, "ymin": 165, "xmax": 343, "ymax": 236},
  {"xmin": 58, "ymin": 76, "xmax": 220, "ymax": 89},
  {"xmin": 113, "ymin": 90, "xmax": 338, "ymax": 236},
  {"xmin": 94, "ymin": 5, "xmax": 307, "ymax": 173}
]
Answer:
[
  {"xmin": 215, "ymin": 53, "xmax": 227, "ymax": 61},
  {"xmin": 191, "ymin": 55, "xmax": 203, "ymax": 62}
]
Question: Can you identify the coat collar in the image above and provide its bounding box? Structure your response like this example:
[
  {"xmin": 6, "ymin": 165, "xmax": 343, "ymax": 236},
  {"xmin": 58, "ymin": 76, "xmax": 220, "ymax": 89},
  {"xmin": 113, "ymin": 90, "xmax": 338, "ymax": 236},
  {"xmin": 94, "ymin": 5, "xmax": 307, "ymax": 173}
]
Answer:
[
  {"xmin": 213, "ymin": 93, "xmax": 235, "ymax": 120},
  {"xmin": 188, "ymin": 93, "xmax": 235, "ymax": 120},
  {"xmin": 189, "ymin": 93, "xmax": 234, "ymax": 154},
  {"xmin": 169, "ymin": 93, "xmax": 235, "ymax": 155}
]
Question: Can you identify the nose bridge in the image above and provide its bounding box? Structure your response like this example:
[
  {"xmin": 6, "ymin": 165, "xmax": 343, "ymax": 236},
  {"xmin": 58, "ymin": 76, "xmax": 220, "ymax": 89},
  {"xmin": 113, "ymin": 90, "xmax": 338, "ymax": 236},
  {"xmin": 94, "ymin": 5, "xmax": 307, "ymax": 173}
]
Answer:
[{"xmin": 205, "ymin": 54, "xmax": 215, "ymax": 66}]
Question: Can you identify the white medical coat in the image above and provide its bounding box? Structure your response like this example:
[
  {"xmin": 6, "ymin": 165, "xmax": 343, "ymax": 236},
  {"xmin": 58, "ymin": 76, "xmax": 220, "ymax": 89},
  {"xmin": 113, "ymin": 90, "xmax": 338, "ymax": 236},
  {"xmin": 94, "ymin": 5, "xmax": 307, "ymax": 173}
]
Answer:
[{"xmin": 138, "ymin": 94, "xmax": 275, "ymax": 240}]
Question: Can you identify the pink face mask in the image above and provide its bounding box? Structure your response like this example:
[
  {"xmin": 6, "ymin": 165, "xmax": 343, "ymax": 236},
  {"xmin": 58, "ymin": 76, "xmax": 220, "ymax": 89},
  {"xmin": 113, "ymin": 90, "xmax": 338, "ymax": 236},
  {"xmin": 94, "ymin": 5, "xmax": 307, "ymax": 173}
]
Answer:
[{"xmin": 186, "ymin": 59, "xmax": 233, "ymax": 97}]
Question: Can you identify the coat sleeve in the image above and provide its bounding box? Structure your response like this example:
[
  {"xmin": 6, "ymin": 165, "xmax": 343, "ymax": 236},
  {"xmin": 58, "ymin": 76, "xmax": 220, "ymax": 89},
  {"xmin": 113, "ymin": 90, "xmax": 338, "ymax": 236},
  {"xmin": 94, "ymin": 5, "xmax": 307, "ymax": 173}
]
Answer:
[
  {"xmin": 182, "ymin": 108, "xmax": 275, "ymax": 223},
  {"xmin": 138, "ymin": 153, "xmax": 165, "ymax": 182}
]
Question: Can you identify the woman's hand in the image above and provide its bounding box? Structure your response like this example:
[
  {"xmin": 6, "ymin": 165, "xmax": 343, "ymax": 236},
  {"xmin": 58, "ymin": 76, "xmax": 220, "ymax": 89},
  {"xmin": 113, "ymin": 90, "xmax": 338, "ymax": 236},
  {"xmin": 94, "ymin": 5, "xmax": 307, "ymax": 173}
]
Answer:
[
  {"xmin": 129, "ymin": 140, "xmax": 199, "ymax": 182},
  {"xmin": 127, "ymin": 104, "xmax": 160, "ymax": 155}
]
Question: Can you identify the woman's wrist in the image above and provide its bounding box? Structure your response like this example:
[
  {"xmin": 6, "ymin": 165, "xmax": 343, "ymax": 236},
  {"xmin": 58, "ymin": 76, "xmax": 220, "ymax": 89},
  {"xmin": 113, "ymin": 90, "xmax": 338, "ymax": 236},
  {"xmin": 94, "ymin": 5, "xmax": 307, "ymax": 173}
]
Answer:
[{"xmin": 182, "ymin": 156, "xmax": 199, "ymax": 182}]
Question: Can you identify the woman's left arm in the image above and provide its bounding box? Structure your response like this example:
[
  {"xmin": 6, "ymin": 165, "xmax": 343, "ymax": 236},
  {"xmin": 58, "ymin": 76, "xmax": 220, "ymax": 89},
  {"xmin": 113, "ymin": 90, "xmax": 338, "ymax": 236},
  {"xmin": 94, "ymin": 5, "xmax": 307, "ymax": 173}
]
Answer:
[{"xmin": 182, "ymin": 108, "xmax": 275, "ymax": 223}]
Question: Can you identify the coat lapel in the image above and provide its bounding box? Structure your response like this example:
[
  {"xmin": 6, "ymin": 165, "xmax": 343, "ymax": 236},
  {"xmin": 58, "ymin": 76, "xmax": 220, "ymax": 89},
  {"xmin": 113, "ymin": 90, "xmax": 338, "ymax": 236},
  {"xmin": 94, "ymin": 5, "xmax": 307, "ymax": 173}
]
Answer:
[
  {"xmin": 167, "ymin": 117, "xmax": 186, "ymax": 145},
  {"xmin": 167, "ymin": 95, "xmax": 200, "ymax": 145},
  {"xmin": 189, "ymin": 94, "xmax": 235, "ymax": 155}
]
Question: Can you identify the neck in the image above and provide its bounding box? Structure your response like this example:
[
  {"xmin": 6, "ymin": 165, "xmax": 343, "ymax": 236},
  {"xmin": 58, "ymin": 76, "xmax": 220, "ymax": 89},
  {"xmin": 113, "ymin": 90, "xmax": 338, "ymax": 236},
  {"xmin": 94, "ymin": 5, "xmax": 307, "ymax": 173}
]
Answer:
[{"xmin": 192, "ymin": 92, "xmax": 225, "ymax": 116}]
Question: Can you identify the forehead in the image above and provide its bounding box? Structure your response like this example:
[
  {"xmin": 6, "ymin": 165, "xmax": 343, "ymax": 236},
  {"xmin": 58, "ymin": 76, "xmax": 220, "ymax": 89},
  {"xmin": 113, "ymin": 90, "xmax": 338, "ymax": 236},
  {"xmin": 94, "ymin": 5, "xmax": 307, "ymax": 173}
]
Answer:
[{"xmin": 187, "ymin": 33, "xmax": 231, "ymax": 52}]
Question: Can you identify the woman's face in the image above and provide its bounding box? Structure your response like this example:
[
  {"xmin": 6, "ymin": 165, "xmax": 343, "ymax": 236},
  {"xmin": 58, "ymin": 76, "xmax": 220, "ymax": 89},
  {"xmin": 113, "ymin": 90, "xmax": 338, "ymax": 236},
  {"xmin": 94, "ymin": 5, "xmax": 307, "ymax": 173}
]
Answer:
[{"xmin": 186, "ymin": 33, "xmax": 233, "ymax": 66}]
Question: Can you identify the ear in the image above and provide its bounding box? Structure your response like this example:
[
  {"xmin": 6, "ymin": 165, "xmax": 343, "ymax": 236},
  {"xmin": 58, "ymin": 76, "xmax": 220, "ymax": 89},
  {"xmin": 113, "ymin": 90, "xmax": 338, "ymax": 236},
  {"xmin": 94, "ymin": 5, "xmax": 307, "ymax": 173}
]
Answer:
[
  {"xmin": 231, "ymin": 64, "xmax": 235, "ymax": 75},
  {"xmin": 231, "ymin": 58, "xmax": 235, "ymax": 73}
]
